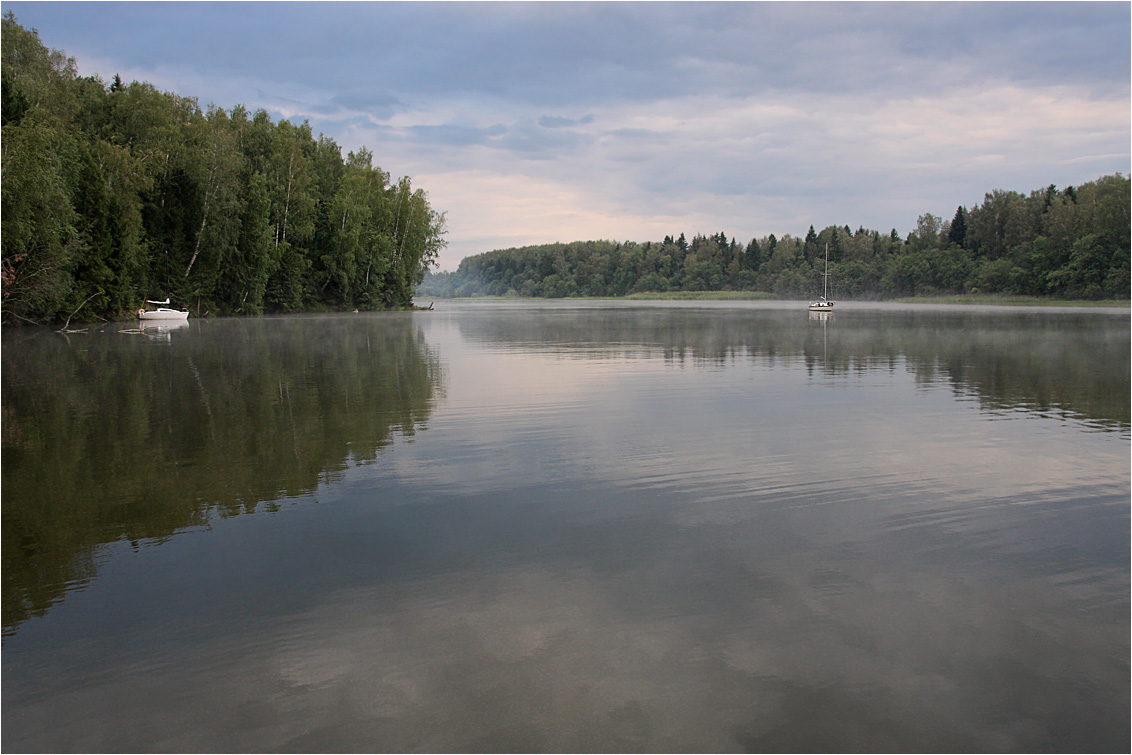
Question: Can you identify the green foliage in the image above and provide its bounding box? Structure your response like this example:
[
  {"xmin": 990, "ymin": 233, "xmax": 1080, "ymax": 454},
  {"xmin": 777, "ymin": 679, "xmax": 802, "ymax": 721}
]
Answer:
[
  {"xmin": 0, "ymin": 14, "xmax": 446, "ymax": 323},
  {"xmin": 1, "ymin": 109, "xmax": 83, "ymax": 322},
  {"xmin": 421, "ymin": 175, "xmax": 1129, "ymax": 301}
]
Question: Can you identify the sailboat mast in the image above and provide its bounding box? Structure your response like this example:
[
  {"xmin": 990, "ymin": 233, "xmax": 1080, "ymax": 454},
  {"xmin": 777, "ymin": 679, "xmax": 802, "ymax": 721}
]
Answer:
[{"xmin": 823, "ymin": 243, "xmax": 829, "ymax": 300}]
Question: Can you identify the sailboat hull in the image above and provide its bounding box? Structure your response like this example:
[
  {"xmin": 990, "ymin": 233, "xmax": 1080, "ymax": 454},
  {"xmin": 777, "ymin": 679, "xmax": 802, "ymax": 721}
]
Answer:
[{"xmin": 137, "ymin": 308, "xmax": 189, "ymax": 321}]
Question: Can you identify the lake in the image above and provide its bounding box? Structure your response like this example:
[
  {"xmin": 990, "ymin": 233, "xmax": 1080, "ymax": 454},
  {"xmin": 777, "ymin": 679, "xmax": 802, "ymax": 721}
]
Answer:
[{"xmin": 2, "ymin": 300, "xmax": 1128, "ymax": 753}]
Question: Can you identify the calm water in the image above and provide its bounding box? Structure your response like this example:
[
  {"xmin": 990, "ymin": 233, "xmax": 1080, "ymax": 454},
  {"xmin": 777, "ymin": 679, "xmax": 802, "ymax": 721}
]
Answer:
[{"xmin": 2, "ymin": 300, "xmax": 1129, "ymax": 753}]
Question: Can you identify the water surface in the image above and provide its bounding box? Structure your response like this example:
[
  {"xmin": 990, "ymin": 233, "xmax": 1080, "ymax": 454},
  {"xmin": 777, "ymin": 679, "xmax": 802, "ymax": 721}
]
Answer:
[{"xmin": 3, "ymin": 301, "xmax": 1128, "ymax": 752}]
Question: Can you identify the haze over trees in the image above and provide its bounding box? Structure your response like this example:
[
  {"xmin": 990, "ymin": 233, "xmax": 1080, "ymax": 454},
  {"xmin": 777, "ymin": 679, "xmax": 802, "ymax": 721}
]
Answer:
[
  {"xmin": 420, "ymin": 174, "xmax": 1129, "ymax": 301},
  {"xmin": 1, "ymin": 14, "xmax": 446, "ymax": 324}
]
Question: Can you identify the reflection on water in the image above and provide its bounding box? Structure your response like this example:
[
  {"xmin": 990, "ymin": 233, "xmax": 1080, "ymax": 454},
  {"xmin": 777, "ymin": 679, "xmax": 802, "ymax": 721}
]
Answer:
[
  {"xmin": 2, "ymin": 314, "xmax": 442, "ymax": 631},
  {"xmin": 2, "ymin": 302, "xmax": 1128, "ymax": 752},
  {"xmin": 454, "ymin": 303, "xmax": 1128, "ymax": 429}
]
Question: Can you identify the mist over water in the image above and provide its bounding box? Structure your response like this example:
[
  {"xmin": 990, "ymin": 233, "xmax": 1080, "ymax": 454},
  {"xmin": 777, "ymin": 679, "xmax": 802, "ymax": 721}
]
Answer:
[{"xmin": 3, "ymin": 301, "xmax": 1128, "ymax": 752}]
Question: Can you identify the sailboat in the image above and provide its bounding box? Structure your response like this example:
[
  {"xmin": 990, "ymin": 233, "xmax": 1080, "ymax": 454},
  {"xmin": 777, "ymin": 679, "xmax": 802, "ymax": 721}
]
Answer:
[
  {"xmin": 137, "ymin": 251, "xmax": 189, "ymax": 320},
  {"xmin": 137, "ymin": 298, "xmax": 189, "ymax": 321},
  {"xmin": 808, "ymin": 244, "xmax": 835, "ymax": 312}
]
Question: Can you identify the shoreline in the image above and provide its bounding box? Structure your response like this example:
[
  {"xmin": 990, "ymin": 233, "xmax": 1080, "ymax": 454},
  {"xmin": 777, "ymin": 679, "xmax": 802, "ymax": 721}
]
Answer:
[{"xmin": 420, "ymin": 292, "xmax": 1129, "ymax": 308}]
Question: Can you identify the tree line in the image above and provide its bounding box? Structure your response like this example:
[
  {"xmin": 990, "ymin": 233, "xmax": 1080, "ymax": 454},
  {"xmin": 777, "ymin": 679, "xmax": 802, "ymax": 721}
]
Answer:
[
  {"xmin": 419, "ymin": 173, "xmax": 1129, "ymax": 301},
  {"xmin": 1, "ymin": 14, "xmax": 446, "ymax": 325}
]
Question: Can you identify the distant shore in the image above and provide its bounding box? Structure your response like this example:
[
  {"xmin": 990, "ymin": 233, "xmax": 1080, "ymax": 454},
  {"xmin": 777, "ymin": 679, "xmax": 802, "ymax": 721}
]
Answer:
[{"xmin": 422, "ymin": 292, "xmax": 1129, "ymax": 308}]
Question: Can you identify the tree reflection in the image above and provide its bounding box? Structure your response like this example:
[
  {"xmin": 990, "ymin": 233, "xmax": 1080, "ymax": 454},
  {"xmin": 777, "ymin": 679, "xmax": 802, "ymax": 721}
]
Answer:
[
  {"xmin": 455, "ymin": 306, "xmax": 1129, "ymax": 430},
  {"xmin": 2, "ymin": 315, "xmax": 443, "ymax": 632}
]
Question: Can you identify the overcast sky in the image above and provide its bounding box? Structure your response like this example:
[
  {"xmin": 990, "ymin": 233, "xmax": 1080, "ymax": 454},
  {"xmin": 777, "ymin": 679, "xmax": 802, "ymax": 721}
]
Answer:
[{"xmin": 6, "ymin": 1, "xmax": 1130, "ymax": 270}]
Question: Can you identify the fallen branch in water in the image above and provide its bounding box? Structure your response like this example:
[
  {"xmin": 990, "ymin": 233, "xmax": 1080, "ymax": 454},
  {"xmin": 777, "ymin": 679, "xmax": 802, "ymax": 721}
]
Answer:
[{"xmin": 57, "ymin": 290, "xmax": 102, "ymax": 333}]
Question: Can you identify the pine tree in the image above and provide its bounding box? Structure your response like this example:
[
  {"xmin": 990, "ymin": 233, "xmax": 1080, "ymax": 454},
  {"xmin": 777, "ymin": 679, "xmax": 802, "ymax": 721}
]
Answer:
[{"xmin": 948, "ymin": 206, "xmax": 968, "ymax": 248}]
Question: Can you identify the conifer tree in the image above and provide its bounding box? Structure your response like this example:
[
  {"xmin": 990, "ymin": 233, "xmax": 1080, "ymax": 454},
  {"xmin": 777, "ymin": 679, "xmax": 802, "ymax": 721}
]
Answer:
[{"xmin": 948, "ymin": 206, "xmax": 968, "ymax": 248}]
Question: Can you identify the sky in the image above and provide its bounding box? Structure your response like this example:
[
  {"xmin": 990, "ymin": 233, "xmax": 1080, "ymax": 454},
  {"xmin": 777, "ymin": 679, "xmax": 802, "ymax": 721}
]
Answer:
[{"xmin": 5, "ymin": 1, "xmax": 1130, "ymax": 271}]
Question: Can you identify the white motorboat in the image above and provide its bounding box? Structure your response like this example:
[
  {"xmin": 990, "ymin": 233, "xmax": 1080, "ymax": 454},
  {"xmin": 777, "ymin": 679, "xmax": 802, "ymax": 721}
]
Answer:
[
  {"xmin": 137, "ymin": 298, "xmax": 189, "ymax": 320},
  {"xmin": 808, "ymin": 244, "xmax": 835, "ymax": 312}
]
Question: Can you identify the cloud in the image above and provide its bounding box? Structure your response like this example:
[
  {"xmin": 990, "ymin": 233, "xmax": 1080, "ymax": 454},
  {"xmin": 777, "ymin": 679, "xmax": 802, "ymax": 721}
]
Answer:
[
  {"xmin": 25, "ymin": 3, "xmax": 1128, "ymax": 108},
  {"xmin": 409, "ymin": 169, "xmax": 684, "ymax": 257},
  {"xmin": 538, "ymin": 114, "xmax": 595, "ymax": 129},
  {"xmin": 328, "ymin": 89, "xmax": 407, "ymax": 120},
  {"xmin": 403, "ymin": 122, "xmax": 508, "ymax": 148},
  {"xmin": 5, "ymin": 1, "xmax": 1129, "ymax": 270}
]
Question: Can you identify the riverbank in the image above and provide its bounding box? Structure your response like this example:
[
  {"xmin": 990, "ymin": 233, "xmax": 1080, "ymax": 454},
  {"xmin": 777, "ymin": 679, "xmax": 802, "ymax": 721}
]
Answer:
[{"xmin": 423, "ymin": 291, "xmax": 1129, "ymax": 308}]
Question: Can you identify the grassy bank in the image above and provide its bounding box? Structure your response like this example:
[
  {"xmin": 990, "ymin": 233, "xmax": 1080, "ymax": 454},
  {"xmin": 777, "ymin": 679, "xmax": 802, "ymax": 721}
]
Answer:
[
  {"xmin": 425, "ymin": 291, "xmax": 1128, "ymax": 307},
  {"xmin": 622, "ymin": 291, "xmax": 779, "ymax": 301}
]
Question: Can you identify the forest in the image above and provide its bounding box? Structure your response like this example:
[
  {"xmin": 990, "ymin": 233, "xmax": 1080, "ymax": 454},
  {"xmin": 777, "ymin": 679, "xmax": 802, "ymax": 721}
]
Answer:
[
  {"xmin": 419, "ymin": 173, "xmax": 1130, "ymax": 301},
  {"xmin": 1, "ymin": 14, "xmax": 447, "ymax": 325},
  {"xmin": 4, "ymin": 14, "xmax": 1127, "ymax": 322}
]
